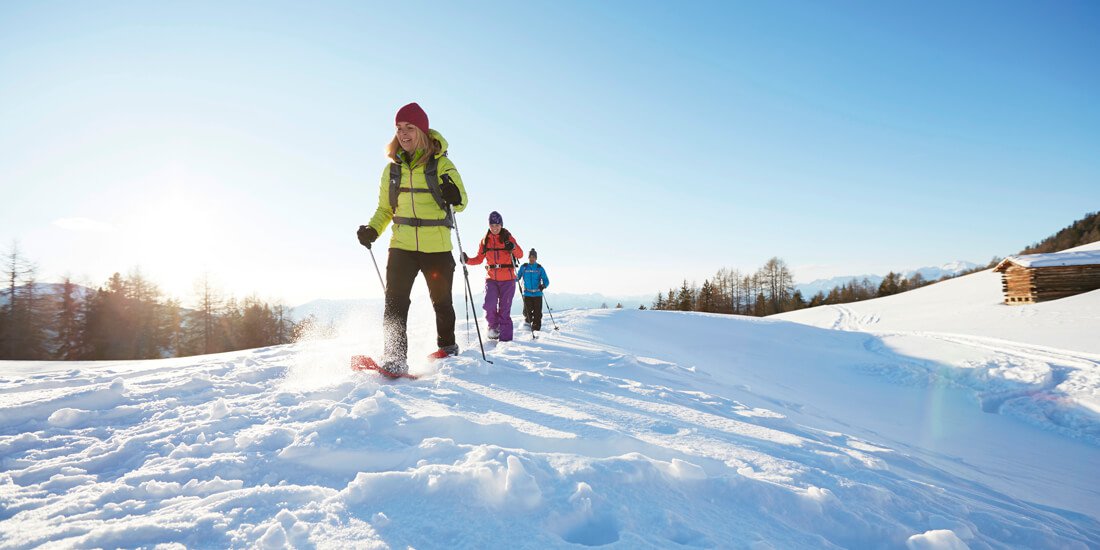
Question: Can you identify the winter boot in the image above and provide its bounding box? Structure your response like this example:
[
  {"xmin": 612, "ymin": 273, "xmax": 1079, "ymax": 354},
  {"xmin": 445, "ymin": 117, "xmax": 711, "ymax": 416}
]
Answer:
[
  {"xmin": 487, "ymin": 328, "xmax": 500, "ymax": 340},
  {"xmin": 427, "ymin": 344, "xmax": 459, "ymax": 361},
  {"xmin": 380, "ymin": 358, "xmax": 409, "ymax": 376}
]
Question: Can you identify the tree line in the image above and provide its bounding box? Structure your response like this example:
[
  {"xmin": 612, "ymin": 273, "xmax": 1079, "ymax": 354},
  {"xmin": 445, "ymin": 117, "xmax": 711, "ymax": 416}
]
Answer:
[
  {"xmin": 650, "ymin": 257, "xmax": 805, "ymax": 315},
  {"xmin": 0, "ymin": 243, "xmax": 313, "ymax": 361},
  {"xmin": 648, "ymin": 256, "xmax": 1002, "ymax": 316},
  {"xmin": 1020, "ymin": 211, "xmax": 1100, "ymax": 255}
]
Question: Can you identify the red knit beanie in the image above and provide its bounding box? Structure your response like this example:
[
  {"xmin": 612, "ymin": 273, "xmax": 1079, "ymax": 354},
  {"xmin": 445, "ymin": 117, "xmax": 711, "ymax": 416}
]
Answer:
[{"xmin": 395, "ymin": 102, "xmax": 430, "ymax": 135}]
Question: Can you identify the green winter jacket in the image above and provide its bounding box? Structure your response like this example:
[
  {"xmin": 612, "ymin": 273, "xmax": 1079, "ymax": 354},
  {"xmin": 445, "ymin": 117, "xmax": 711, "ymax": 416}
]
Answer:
[{"xmin": 368, "ymin": 129, "xmax": 468, "ymax": 253}]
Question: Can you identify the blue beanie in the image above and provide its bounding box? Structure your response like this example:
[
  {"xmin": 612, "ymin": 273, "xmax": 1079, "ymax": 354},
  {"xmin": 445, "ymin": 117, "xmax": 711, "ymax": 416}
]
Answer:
[{"xmin": 489, "ymin": 211, "xmax": 503, "ymax": 225}]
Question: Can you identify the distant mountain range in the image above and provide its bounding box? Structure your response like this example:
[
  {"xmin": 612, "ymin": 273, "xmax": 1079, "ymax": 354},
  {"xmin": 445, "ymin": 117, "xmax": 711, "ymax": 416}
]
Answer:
[
  {"xmin": 795, "ymin": 260, "xmax": 980, "ymax": 297},
  {"xmin": 0, "ymin": 282, "xmax": 93, "ymax": 307}
]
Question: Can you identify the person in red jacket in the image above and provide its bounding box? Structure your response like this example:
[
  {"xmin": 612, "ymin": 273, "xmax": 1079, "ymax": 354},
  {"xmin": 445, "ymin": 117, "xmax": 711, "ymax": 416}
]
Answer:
[{"xmin": 461, "ymin": 211, "xmax": 523, "ymax": 342}]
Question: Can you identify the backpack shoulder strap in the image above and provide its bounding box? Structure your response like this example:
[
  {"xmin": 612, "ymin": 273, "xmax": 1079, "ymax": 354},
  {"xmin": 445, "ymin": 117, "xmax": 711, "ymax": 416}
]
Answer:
[
  {"xmin": 388, "ymin": 163, "xmax": 401, "ymax": 212},
  {"xmin": 481, "ymin": 230, "xmax": 491, "ymax": 254}
]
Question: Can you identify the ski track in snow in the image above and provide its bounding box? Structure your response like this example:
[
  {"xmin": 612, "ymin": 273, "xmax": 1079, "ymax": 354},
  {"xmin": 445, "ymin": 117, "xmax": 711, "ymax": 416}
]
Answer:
[
  {"xmin": 1, "ymin": 310, "xmax": 1098, "ymax": 548},
  {"xmin": 819, "ymin": 302, "xmax": 1100, "ymax": 445}
]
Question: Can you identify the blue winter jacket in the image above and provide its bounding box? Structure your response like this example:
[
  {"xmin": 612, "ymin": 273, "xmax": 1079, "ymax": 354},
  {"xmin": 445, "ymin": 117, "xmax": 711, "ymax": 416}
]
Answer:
[{"xmin": 517, "ymin": 262, "xmax": 549, "ymax": 297}]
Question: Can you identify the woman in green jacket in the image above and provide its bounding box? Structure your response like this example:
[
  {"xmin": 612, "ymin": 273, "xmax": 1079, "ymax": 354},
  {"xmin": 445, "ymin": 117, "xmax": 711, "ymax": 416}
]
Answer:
[{"xmin": 356, "ymin": 102, "xmax": 468, "ymax": 375}]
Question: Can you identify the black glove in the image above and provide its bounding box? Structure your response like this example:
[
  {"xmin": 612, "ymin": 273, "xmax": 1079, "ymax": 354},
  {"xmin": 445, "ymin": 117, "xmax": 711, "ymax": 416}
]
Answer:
[
  {"xmin": 538, "ymin": 284, "xmax": 545, "ymax": 290},
  {"xmin": 460, "ymin": 252, "xmax": 469, "ymax": 263},
  {"xmin": 504, "ymin": 241, "xmax": 515, "ymax": 252},
  {"xmin": 357, "ymin": 225, "xmax": 378, "ymax": 249},
  {"xmin": 440, "ymin": 175, "xmax": 462, "ymax": 206}
]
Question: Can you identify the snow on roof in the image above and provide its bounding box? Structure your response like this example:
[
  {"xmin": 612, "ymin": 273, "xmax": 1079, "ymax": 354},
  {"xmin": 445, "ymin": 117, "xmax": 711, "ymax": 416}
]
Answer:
[{"xmin": 995, "ymin": 249, "xmax": 1100, "ymax": 271}]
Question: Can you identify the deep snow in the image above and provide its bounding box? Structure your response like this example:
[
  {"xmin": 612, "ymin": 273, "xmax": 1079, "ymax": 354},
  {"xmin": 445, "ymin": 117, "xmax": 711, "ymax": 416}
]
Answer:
[{"xmin": 2, "ymin": 251, "xmax": 1099, "ymax": 548}]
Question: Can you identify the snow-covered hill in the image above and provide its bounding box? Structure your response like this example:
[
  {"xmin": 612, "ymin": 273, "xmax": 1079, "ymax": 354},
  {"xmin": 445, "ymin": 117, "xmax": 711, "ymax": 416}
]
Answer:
[
  {"xmin": 2, "ymin": 269, "xmax": 1099, "ymax": 547},
  {"xmin": 777, "ymin": 242, "xmax": 1100, "ymax": 355}
]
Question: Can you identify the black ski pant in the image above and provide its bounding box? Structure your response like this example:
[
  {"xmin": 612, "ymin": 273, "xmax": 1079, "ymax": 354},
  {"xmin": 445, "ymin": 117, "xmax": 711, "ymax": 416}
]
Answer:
[
  {"xmin": 382, "ymin": 248, "xmax": 456, "ymax": 362},
  {"xmin": 522, "ymin": 295, "xmax": 543, "ymax": 331}
]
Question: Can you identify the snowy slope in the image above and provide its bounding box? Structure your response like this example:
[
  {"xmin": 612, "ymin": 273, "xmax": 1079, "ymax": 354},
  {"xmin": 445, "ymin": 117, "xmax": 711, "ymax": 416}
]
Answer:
[
  {"xmin": 2, "ymin": 304, "xmax": 1099, "ymax": 547},
  {"xmin": 776, "ymin": 241, "xmax": 1100, "ymax": 355}
]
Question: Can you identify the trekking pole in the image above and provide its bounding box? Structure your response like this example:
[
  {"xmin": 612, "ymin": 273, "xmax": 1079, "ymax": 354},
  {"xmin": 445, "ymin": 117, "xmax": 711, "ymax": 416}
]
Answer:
[
  {"xmin": 463, "ymin": 269, "xmax": 471, "ymax": 346},
  {"xmin": 543, "ymin": 292, "xmax": 560, "ymax": 331},
  {"xmin": 448, "ymin": 198, "xmax": 491, "ymax": 364},
  {"xmin": 368, "ymin": 247, "xmax": 386, "ymax": 292},
  {"xmin": 511, "ymin": 255, "xmax": 525, "ymax": 300}
]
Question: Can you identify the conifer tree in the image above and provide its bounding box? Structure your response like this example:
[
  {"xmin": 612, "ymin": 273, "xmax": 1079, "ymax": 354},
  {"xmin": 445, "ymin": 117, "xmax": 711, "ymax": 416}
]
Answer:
[
  {"xmin": 53, "ymin": 277, "xmax": 83, "ymax": 359},
  {"xmin": 220, "ymin": 297, "xmax": 243, "ymax": 352},
  {"xmin": 697, "ymin": 280, "xmax": 718, "ymax": 313},
  {"xmin": 787, "ymin": 289, "xmax": 807, "ymax": 311},
  {"xmin": 187, "ymin": 273, "xmax": 223, "ymax": 355},
  {"xmin": 809, "ymin": 291, "xmax": 826, "ymax": 308},
  {"xmin": 878, "ymin": 272, "xmax": 901, "ymax": 297},
  {"xmin": 0, "ymin": 244, "xmax": 53, "ymax": 360},
  {"xmin": 272, "ymin": 303, "xmax": 294, "ymax": 345},
  {"xmin": 675, "ymin": 280, "xmax": 694, "ymax": 311},
  {"xmin": 1, "ymin": 242, "xmax": 36, "ymax": 358}
]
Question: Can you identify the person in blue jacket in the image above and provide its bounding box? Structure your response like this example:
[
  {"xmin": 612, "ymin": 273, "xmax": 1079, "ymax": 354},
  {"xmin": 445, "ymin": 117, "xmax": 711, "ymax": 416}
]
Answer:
[{"xmin": 517, "ymin": 248, "xmax": 550, "ymax": 332}]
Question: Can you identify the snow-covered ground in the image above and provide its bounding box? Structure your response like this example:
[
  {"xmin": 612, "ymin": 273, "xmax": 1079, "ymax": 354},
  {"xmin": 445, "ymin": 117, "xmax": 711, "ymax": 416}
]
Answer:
[{"xmin": 2, "ymin": 252, "xmax": 1100, "ymax": 547}]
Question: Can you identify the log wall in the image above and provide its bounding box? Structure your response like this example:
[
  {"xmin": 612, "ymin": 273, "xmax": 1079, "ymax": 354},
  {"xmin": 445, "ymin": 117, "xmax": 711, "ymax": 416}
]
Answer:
[{"xmin": 1000, "ymin": 263, "xmax": 1100, "ymax": 304}]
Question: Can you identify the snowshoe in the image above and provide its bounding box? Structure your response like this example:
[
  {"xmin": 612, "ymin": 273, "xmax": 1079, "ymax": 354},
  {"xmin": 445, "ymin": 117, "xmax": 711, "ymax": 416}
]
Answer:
[
  {"xmin": 350, "ymin": 355, "xmax": 418, "ymax": 380},
  {"xmin": 487, "ymin": 328, "xmax": 500, "ymax": 340}
]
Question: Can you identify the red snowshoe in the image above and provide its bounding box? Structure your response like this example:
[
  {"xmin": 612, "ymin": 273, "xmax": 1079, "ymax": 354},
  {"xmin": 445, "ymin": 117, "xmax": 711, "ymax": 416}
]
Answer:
[{"xmin": 350, "ymin": 355, "xmax": 419, "ymax": 380}]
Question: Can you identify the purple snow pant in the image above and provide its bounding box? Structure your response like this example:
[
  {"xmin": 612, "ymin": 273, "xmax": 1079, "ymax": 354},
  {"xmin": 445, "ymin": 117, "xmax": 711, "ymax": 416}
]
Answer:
[{"xmin": 484, "ymin": 279, "xmax": 516, "ymax": 341}]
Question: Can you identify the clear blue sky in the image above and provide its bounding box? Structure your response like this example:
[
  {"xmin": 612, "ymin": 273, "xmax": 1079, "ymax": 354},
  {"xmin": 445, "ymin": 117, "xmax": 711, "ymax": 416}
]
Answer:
[{"xmin": 2, "ymin": 1, "xmax": 1098, "ymax": 306}]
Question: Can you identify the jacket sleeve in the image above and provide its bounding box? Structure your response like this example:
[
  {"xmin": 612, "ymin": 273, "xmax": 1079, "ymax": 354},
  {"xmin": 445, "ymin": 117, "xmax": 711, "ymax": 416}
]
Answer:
[
  {"xmin": 439, "ymin": 157, "xmax": 468, "ymax": 213},
  {"xmin": 466, "ymin": 238, "xmax": 486, "ymax": 265},
  {"xmin": 540, "ymin": 267, "xmax": 549, "ymax": 289},
  {"xmin": 368, "ymin": 165, "xmax": 395, "ymax": 233}
]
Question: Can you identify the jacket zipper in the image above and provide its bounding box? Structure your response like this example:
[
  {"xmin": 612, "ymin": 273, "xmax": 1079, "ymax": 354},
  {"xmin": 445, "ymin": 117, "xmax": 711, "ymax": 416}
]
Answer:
[{"xmin": 408, "ymin": 163, "xmax": 420, "ymax": 251}]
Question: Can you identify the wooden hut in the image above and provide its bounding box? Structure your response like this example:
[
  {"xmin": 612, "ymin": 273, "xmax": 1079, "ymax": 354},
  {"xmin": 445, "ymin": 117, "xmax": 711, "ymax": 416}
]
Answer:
[{"xmin": 993, "ymin": 250, "xmax": 1100, "ymax": 304}]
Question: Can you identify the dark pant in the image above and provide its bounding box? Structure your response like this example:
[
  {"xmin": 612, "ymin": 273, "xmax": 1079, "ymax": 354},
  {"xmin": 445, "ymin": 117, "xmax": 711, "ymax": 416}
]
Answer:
[
  {"xmin": 382, "ymin": 248, "xmax": 456, "ymax": 361},
  {"xmin": 522, "ymin": 295, "xmax": 543, "ymax": 331}
]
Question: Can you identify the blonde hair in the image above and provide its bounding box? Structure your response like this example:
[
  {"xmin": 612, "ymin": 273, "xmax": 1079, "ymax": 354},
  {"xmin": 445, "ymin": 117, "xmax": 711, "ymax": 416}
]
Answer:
[{"xmin": 386, "ymin": 126, "xmax": 441, "ymax": 165}]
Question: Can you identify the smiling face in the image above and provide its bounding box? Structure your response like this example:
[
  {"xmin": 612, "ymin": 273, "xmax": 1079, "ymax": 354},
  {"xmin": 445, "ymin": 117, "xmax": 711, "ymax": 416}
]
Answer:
[
  {"xmin": 489, "ymin": 223, "xmax": 502, "ymax": 235},
  {"xmin": 395, "ymin": 122, "xmax": 421, "ymax": 153}
]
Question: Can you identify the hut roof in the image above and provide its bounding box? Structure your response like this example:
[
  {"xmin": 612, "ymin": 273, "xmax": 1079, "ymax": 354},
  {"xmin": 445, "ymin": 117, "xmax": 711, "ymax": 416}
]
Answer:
[{"xmin": 994, "ymin": 250, "xmax": 1100, "ymax": 272}]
